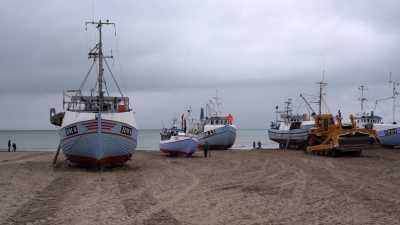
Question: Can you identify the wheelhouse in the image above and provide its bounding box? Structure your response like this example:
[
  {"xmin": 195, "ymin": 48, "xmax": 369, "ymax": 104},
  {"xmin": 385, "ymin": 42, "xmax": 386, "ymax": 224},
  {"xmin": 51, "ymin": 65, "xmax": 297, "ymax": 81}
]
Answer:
[
  {"xmin": 63, "ymin": 90, "xmax": 131, "ymax": 113},
  {"xmin": 205, "ymin": 116, "xmax": 232, "ymax": 125}
]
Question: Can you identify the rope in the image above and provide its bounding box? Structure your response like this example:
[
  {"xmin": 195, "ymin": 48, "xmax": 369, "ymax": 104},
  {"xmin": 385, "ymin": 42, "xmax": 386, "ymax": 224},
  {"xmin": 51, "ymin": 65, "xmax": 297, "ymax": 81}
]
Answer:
[
  {"xmin": 104, "ymin": 58, "xmax": 124, "ymax": 97},
  {"xmin": 322, "ymin": 98, "xmax": 331, "ymax": 113},
  {"xmin": 103, "ymin": 76, "xmax": 110, "ymax": 96},
  {"xmin": 79, "ymin": 60, "xmax": 96, "ymax": 91}
]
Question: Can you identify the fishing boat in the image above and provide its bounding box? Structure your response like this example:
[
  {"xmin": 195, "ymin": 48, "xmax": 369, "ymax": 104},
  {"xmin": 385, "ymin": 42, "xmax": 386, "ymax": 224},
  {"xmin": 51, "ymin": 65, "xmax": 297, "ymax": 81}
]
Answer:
[
  {"xmin": 160, "ymin": 119, "xmax": 199, "ymax": 156},
  {"xmin": 372, "ymin": 75, "xmax": 400, "ymax": 147},
  {"xmin": 354, "ymin": 85, "xmax": 383, "ymax": 129},
  {"xmin": 49, "ymin": 20, "xmax": 138, "ymax": 166},
  {"xmin": 190, "ymin": 93, "xmax": 236, "ymax": 150},
  {"xmin": 268, "ymin": 98, "xmax": 314, "ymax": 149},
  {"xmin": 268, "ymin": 80, "xmax": 329, "ymax": 149}
]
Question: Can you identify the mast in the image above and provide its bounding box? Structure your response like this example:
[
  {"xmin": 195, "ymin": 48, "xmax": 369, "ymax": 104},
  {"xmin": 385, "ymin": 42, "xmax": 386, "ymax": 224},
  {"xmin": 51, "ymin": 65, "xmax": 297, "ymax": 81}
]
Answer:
[
  {"xmin": 85, "ymin": 20, "xmax": 115, "ymax": 111},
  {"xmin": 375, "ymin": 73, "xmax": 399, "ymax": 124},
  {"xmin": 389, "ymin": 72, "xmax": 399, "ymax": 123},
  {"xmin": 213, "ymin": 90, "xmax": 222, "ymax": 116},
  {"xmin": 316, "ymin": 75, "xmax": 327, "ymax": 115},
  {"xmin": 284, "ymin": 98, "xmax": 292, "ymax": 116},
  {"xmin": 358, "ymin": 85, "xmax": 367, "ymax": 114}
]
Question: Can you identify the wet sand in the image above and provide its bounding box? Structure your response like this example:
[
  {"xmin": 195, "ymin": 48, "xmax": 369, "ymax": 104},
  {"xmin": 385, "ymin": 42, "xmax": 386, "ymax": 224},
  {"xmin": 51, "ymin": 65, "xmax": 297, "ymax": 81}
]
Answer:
[{"xmin": 1, "ymin": 148, "xmax": 400, "ymax": 225}]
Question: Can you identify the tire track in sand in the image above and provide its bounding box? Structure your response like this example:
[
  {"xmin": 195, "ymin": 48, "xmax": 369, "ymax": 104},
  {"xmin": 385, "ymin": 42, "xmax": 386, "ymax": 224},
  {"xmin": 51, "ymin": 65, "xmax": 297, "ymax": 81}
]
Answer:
[
  {"xmin": 0, "ymin": 152, "xmax": 49, "ymax": 164},
  {"xmin": 297, "ymin": 157, "xmax": 400, "ymax": 225},
  {"xmin": 4, "ymin": 173, "xmax": 76, "ymax": 225},
  {"xmin": 116, "ymin": 158, "xmax": 200, "ymax": 225}
]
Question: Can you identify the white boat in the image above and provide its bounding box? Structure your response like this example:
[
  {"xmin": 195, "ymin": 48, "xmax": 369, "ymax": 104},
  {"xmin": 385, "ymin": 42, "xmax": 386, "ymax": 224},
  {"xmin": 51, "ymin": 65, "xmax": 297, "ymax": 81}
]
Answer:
[
  {"xmin": 160, "ymin": 133, "xmax": 199, "ymax": 156},
  {"xmin": 159, "ymin": 119, "xmax": 199, "ymax": 156},
  {"xmin": 190, "ymin": 93, "xmax": 237, "ymax": 150},
  {"xmin": 371, "ymin": 76, "xmax": 400, "ymax": 147},
  {"xmin": 50, "ymin": 20, "xmax": 138, "ymax": 166},
  {"xmin": 268, "ymin": 98, "xmax": 314, "ymax": 149},
  {"xmin": 354, "ymin": 85, "xmax": 384, "ymax": 129},
  {"xmin": 354, "ymin": 112, "xmax": 383, "ymax": 129}
]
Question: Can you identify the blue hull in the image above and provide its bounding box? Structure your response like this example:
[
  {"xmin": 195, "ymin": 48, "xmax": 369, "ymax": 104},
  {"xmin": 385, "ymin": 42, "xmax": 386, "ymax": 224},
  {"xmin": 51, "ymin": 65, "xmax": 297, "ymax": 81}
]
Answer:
[{"xmin": 59, "ymin": 119, "xmax": 138, "ymax": 165}]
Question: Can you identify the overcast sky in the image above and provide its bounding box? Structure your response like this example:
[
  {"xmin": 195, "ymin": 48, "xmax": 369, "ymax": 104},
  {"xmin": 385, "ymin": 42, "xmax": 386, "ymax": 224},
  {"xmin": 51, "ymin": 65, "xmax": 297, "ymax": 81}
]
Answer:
[{"xmin": 1, "ymin": 0, "xmax": 400, "ymax": 129}]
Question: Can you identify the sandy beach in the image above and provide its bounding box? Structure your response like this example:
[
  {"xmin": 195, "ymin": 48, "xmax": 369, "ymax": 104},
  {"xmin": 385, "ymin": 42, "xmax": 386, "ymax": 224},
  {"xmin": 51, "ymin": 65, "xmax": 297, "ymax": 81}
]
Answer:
[{"xmin": 1, "ymin": 148, "xmax": 400, "ymax": 225}]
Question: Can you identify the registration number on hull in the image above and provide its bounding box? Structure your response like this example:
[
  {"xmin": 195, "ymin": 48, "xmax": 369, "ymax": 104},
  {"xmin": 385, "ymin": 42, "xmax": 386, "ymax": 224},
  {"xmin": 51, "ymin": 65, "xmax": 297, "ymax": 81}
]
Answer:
[
  {"xmin": 120, "ymin": 126, "xmax": 132, "ymax": 136},
  {"xmin": 384, "ymin": 128, "xmax": 398, "ymax": 136},
  {"xmin": 65, "ymin": 126, "xmax": 78, "ymax": 136}
]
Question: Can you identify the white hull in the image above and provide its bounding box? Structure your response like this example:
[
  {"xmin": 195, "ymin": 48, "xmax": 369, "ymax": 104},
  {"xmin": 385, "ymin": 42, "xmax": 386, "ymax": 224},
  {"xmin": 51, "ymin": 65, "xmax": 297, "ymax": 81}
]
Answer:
[
  {"xmin": 268, "ymin": 128, "xmax": 310, "ymax": 147},
  {"xmin": 59, "ymin": 111, "xmax": 138, "ymax": 166},
  {"xmin": 160, "ymin": 136, "xmax": 199, "ymax": 155},
  {"xmin": 198, "ymin": 125, "xmax": 236, "ymax": 150}
]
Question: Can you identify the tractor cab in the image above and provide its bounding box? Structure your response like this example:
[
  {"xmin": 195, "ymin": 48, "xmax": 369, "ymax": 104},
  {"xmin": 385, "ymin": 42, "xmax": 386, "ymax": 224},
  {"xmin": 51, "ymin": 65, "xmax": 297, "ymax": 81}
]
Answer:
[{"xmin": 313, "ymin": 114, "xmax": 336, "ymax": 132}]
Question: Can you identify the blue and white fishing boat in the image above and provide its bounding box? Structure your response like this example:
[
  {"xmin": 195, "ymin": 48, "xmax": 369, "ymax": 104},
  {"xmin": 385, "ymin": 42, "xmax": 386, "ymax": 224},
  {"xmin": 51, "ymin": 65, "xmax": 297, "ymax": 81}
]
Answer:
[
  {"xmin": 50, "ymin": 20, "xmax": 138, "ymax": 166},
  {"xmin": 372, "ymin": 76, "xmax": 400, "ymax": 147},
  {"xmin": 193, "ymin": 93, "xmax": 237, "ymax": 150},
  {"xmin": 160, "ymin": 134, "xmax": 199, "ymax": 156},
  {"xmin": 160, "ymin": 120, "xmax": 199, "ymax": 156}
]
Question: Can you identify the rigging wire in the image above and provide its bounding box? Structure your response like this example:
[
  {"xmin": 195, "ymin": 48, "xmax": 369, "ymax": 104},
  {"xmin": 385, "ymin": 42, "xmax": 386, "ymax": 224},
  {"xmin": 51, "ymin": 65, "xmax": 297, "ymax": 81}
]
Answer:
[
  {"xmin": 113, "ymin": 24, "xmax": 128, "ymax": 91},
  {"xmin": 322, "ymin": 98, "xmax": 331, "ymax": 113},
  {"xmin": 104, "ymin": 58, "xmax": 124, "ymax": 97},
  {"xmin": 103, "ymin": 76, "xmax": 110, "ymax": 96},
  {"xmin": 79, "ymin": 60, "xmax": 96, "ymax": 91},
  {"xmin": 93, "ymin": 79, "xmax": 98, "ymax": 94}
]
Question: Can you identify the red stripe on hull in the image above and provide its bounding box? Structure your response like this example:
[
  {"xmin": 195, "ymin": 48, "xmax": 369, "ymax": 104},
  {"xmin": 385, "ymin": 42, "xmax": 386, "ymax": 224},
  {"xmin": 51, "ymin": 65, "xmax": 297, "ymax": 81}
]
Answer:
[
  {"xmin": 84, "ymin": 125, "xmax": 114, "ymax": 128},
  {"xmin": 82, "ymin": 122, "xmax": 116, "ymax": 126},
  {"xmin": 61, "ymin": 131, "xmax": 136, "ymax": 142},
  {"xmin": 85, "ymin": 128, "xmax": 113, "ymax": 131},
  {"xmin": 65, "ymin": 153, "xmax": 132, "ymax": 167}
]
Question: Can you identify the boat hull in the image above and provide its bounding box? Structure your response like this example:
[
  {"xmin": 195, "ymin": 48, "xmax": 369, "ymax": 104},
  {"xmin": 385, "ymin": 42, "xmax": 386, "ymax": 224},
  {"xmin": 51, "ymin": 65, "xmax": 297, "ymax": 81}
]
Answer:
[
  {"xmin": 160, "ymin": 136, "xmax": 199, "ymax": 156},
  {"xmin": 268, "ymin": 128, "xmax": 309, "ymax": 148},
  {"xmin": 375, "ymin": 125, "xmax": 400, "ymax": 147},
  {"xmin": 59, "ymin": 117, "xmax": 138, "ymax": 166},
  {"xmin": 198, "ymin": 125, "xmax": 236, "ymax": 150}
]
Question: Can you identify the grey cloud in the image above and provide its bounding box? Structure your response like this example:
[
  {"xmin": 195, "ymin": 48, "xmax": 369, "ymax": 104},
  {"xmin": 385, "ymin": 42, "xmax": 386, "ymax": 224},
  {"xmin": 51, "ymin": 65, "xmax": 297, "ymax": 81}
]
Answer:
[{"xmin": 1, "ymin": 0, "xmax": 400, "ymax": 128}]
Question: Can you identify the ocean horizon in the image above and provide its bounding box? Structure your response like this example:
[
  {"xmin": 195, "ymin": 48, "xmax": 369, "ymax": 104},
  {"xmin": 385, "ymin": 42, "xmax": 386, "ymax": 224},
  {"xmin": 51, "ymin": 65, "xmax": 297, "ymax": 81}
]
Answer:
[{"xmin": 0, "ymin": 129, "xmax": 277, "ymax": 151}]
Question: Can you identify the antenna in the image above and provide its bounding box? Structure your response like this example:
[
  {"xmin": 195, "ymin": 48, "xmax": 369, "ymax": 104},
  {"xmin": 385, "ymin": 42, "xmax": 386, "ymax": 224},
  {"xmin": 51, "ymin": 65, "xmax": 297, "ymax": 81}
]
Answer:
[{"xmin": 358, "ymin": 85, "xmax": 368, "ymax": 114}]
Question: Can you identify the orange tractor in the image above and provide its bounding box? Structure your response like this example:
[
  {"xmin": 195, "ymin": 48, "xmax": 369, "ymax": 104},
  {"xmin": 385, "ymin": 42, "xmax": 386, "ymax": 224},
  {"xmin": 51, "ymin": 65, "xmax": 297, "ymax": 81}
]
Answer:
[{"xmin": 305, "ymin": 111, "xmax": 376, "ymax": 156}]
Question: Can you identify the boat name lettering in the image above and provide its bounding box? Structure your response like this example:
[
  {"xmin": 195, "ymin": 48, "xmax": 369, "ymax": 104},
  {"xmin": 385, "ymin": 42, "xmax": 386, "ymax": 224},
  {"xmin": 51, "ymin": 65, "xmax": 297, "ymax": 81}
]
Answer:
[
  {"xmin": 120, "ymin": 126, "xmax": 132, "ymax": 136},
  {"xmin": 384, "ymin": 128, "xmax": 398, "ymax": 136},
  {"xmin": 65, "ymin": 126, "xmax": 78, "ymax": 136}
]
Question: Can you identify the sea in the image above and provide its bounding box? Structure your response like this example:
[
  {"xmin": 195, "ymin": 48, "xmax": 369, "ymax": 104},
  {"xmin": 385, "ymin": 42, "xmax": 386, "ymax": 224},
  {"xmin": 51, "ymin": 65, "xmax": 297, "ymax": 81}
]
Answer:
[{"xmin": 0, "ymin": 129, "xmax": 278, "ymax": 151}]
